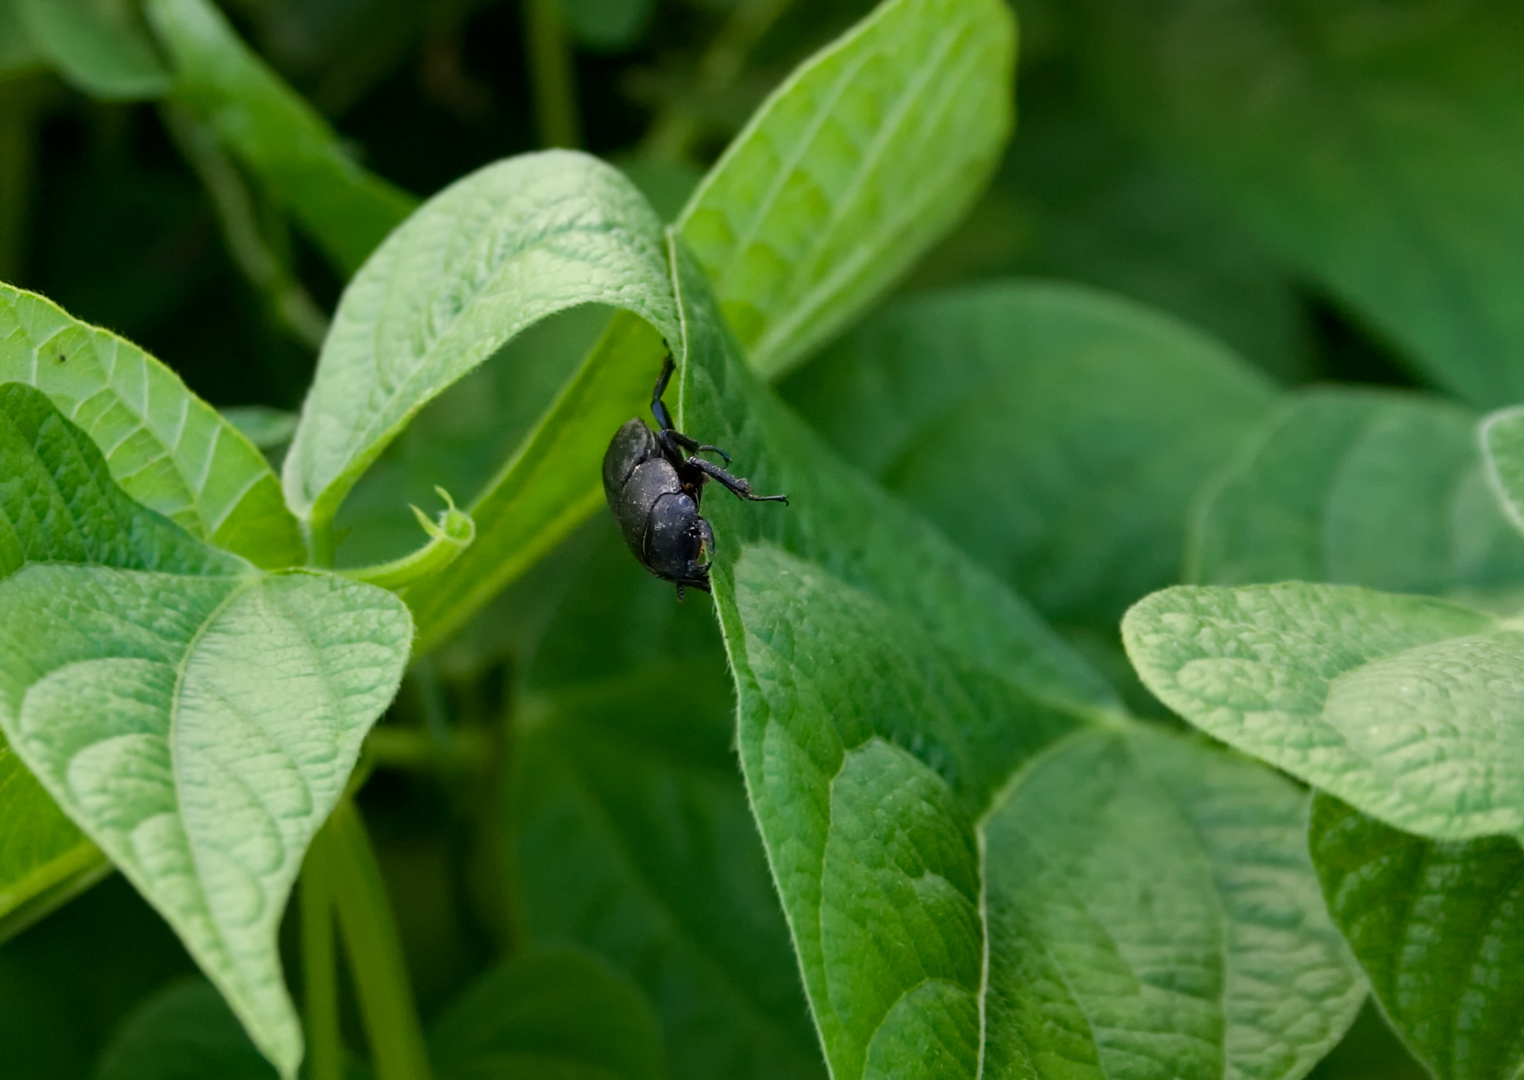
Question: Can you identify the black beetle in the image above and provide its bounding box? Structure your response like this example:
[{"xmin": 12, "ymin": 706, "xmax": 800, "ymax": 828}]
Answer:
[{"xmin": 603, "ymin": 354, "xmax": 787, "ymax": 597}]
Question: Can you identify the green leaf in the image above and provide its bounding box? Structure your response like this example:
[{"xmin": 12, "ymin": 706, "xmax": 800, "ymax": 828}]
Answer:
[
  {"xmin": 142, "ymin": 0, "xmax": 417, "ymax": 277},
  {"xmin": 0, "ymin": 375, "xmax": 241, "ymax": 938},
  {"xmin": 680, "ymin": 250, "xmax": 1361, "ymax": 1077},
  {"xmin": 926, "ymin": 87, "xmax": 1312, "ymax": 380},
  {"xmin": 677, "ymin": 0, "xmax": 1016, "ymax": 378},
  {"xmin": 1191, "ymin": 389, "xmax": 1524, "ymax": 598},
  {"xmin": 282, "ymin": 150, "xmax": 681, "ymax": 567},
  {"xmin": 402, "ymin": 312, "xmax": 668, "ymax": 652},
  {"xmin": 514, "ymin": 545, "xmax": 828, "ymax": 1080},
  {"xmin": 0, "ymin": 384, "xmax": 413, "ymax": 1078},
  {"xmin": 428, "ymin": 946, "xmax": 667, "ymax": 1080},
  {"xmin": 1479, "ymin": 404, "xmax": 1524, "ymax": 537},
  {"xmin": 0, "ymin": 282, "xmax": 304, "ymax": 567},
  {"xmin": 1068, "ymin": 0, "xmax": 1524, "ymax": 406},
  {"xmin": 784, "ymin": 280, "xmax": 1276, "ymax": 638},
  {"xmin": 1123, "ymin": 582, "xmax": 1524, "ymax": 841},
  {"xmin": 18, "ymin": 0, "xmax": 171, "ymax": 100},
  {"xmin": 0, "ymin": 747, "xmax": 108, "ymax": 944},
  {"xmin": 1311, "ymin": 796, "xmax": 1524, "ymax": 1080},
  {"xmin": 982, "ymin": 728, "xmax": 1363, "ymax": 1080},
  {"xmin": 219, "ymin": 407, "xmax": 297, "ymax": 454},
  {"xmin": 96, "ymin": 978, "xmax": 276, "ymax": 1080}
]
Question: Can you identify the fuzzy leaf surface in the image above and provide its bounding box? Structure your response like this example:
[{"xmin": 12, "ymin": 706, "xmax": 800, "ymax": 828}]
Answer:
[
  {"xmin": 1192, "ymin": 389, "xmax": 1524, "ymax": 598},
  {"xmin": 0, "ymin": 385, "xmax": 412, "ymax": 1078},
  {"xmin": 1070, "ymin": 0, "xmax": 1524, "ymax": 406},
  {"xmin": 1124, "ymin": 583, "xmax": 1524, "ymax": 841},
  {"xmin": 143, "ymin": 0, "xmax": 416, "ymax": 277},
  {"xmin": 785, "ymin": 280, "xmax": 1275, "ymax": 638},
  {"xmin": 679, "ymin": 249, "xmax": 1361, "ymax": 1078},
  {"xmin": 1311, "ymin": 796, "xmax": 1524, "ymax": 1080},
  {"xmin": 678, "ymin": 0, "xmax": 1015, "ymax": 378},
  {"xmin": 0, "ymin": 283, "xmax": 303, "ymax": 566}
]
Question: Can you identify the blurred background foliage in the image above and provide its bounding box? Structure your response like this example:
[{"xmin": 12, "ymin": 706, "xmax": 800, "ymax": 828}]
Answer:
[{"xmin": 6, "ymin": 0, "xmax": 1518, "ymax": 1074}]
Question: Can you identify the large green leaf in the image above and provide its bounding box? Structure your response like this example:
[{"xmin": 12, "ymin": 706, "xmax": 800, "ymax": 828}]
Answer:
[
  {"xmin": 1311, "ymin": 796, "xmax": 1524, "ymax": 1080},
  {"xmin": 678, "ymin": 246, "xmax": 1362, "ymax": 1077},
  {"xmin": 282, "ymin": 151, "xmax": 681, "ymax": 566},
  {"xmin": 1124, "ymin": 582, "xmax": 1524, "ymax": 841},
  {"xmin": 18, "ymin": 0, "xmax": 170, "ymax": 99},
  {"xmin": 677, "ymin": 0, "xmax": 1016, "ymax": 378},
  {"xmin": 1068, "ymin": 0, "xmax": 1524, "ymax": 406},
  {"xmin": 0, "ymin": 283, "xmax": 304, "ymax": 567},
  {"xmin": 784, "ymin": 280, "xmax": 1276, "ymax": 639},
  {"xmin": 0, "ymin": 384, "xmax": 413, "ymax": 1078},
  {"xmin": 428, "ymin": 947, "xmax": 666, "ymax": 1080},
  {"xmin": 1191, "ymin": 388, "xmax": 1524, "ymax": 599},
  {"xmin": 514, "ymin": 529, "xmax": 827, "ymax": 1080},
  {"xmin": 142, "ymin": 0, "xmax": 416, "ymax": 278},
  {"xmin": 0, "ymin": 376, "xmax": 243, "ymax": 939}
]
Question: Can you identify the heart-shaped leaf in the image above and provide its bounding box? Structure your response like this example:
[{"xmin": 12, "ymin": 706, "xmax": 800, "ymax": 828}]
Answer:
[{"xmin": 0, "ymin": 384, "xmax": 412, "ymax": 1078}]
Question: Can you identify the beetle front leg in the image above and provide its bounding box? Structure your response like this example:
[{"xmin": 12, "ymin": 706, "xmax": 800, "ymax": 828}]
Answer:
[{"xmin": 686, "ymin": 457, "xmax": 789, "ymax": 504}]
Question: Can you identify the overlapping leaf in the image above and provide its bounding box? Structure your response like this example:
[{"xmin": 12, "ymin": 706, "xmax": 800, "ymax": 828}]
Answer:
[
  {"xmin": 1312, "ymin": 797, "xmax": 1524, "ymax": 1080},
  {"xmin": 1124, "ymin": 583, "xmax": 1524, "ymax": 841},
  {"xmin": 678, "ymin": 0, "xmax": 1016, "ymax": 378},
  {"xmin": 0, "ymin": 384, "xmax": 412, "ymax": 1078},
  {"xmin": 677, "ymin": 241, "xmax": 1362, "ymax": 1078},
  {"xmin": 785, "ymin": 280, "xmax": 1275, "ymax": 639},
  {"xmin": 1191, "ymin": 388, "xmax": 1524, "ymax": 598},
  {"xmin": 1068, "ymin": 0, "xmax": 1524, "ymax": 406},
  {"xmin": 0, "ymin": 283, "xmax": 303, "ymax": 567}
]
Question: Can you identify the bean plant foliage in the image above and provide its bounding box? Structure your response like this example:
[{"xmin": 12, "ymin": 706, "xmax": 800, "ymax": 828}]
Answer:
[{"xmin": 2, "ymin": 0, "xmax": 1523, "ymax": 1078}]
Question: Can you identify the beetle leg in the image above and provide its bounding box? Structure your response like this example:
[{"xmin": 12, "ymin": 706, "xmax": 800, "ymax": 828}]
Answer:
[
  {"xmin": 686, "ymin": 457, "xmax": 789, "ymax": 504},
  {"xmin": 662, "ymin": 427, "xmax": 732, "ymax": 462},
  {"xmin": 651, "ymin": 354, "xmax": 678, "ymax": 432}
]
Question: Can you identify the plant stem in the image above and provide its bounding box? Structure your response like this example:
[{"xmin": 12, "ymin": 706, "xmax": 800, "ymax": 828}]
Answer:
[
  {"xmin": 301, "ymin": 846, "xmax": 343, "ymax": 1080},
  {"xmin": 159, "ymin": 103, "xmax": 330, "ymax": 350},
  {"xmin": 524, "ymin": 0, "xmax": 581, "ymax": 149},
  {"xmin": 642, "ymin": 0, "xmax": 798, "ymax": 161},
  {"xmin": 326, "ymin": 800, "xmax": 434, "ymax": 1080}
]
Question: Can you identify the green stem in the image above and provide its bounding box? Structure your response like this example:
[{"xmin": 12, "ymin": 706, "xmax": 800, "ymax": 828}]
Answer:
[
  {"xmin": 301, "ymin": 843, "xmax": 343, "ymax": 1080},
  {"xmin": 524, "ymin": 0, "xmax": 581, "ymax": 148},
  {"xmin": 326, "ymin": 800, "xmax": 434, "ymax": 1080},
  {"xmin": 339, "ymin": 491, "xmax": 475, "ymax": 592},
  {"xmin": 642, "ymin": 0, "xmax": 799, "ymax": 160},
  {"xmin": 159, "ymin": 103, "xmax": 330, "ymax": 350}
]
